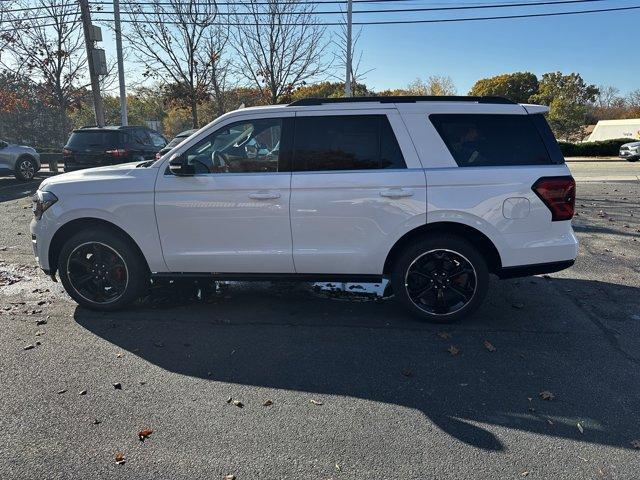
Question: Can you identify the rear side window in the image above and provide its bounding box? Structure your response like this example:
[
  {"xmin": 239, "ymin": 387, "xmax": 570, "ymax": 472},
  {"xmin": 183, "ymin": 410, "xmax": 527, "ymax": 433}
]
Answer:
[
  {"xmin": 293, "ymin": 115, "xmax": 406, "ymax": 171},
  {"xmin": 430, "ymin": 114, "xmax": 560, "ymax": 167},
  {"xmin": 67, "ymin": 131, "xmax": 121, "ymax": 149}
]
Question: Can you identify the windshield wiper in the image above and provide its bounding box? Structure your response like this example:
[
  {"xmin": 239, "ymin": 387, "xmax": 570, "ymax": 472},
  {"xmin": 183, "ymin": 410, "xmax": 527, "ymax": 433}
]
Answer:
[{"xmin": 136, "ymin": 160, "xmax": 155, "ymax": 168}]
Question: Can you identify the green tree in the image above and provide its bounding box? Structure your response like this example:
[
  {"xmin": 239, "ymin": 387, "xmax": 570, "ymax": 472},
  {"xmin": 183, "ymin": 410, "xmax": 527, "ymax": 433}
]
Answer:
[
  {"xmin": 291, "ymin": 81, "xmax": 370, "ymax": 100},
  {"xmin": 468, "ymin": 72, "xmax": 539, "ymax": 103},
  {"xmin": 530, "ymin": 72, "xmax": 599, "ymax": 140}
]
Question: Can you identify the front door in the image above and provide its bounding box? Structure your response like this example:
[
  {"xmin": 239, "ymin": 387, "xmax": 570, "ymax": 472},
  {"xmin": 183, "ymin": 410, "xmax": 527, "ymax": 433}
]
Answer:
[{"xmin": 155, "ymin": 114, "xmax": 295, "ymax": 273}]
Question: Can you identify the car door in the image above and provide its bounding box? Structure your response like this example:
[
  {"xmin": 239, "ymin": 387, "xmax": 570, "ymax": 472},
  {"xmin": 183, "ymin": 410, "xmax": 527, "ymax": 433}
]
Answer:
[
  {"xmin": 290, "ymin": 110, "xmax": 427, "ymax": 275},
  {"xmin": 154, "ymin": 113, "xmax": 295, "ymax": 273}
]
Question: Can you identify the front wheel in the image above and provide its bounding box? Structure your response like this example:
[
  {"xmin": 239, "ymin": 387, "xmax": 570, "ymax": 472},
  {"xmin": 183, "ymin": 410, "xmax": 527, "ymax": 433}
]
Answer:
[
  {"xmin": 58, "ymin": 228, "xmax": 149, "ymax": 311},
  {"xmin": 391, "ymin": 235, "xmax": 489, "ymax": 323}
]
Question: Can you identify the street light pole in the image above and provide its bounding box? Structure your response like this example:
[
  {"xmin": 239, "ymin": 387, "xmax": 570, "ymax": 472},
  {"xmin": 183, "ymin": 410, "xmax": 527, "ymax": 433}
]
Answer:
[
  {"xmin": 344, "ymin": 0, "xmax": 353, "ymax": 97},
  {"xmin": 113, "ymin": 0, "xmax": 128, "ymax": 126}
]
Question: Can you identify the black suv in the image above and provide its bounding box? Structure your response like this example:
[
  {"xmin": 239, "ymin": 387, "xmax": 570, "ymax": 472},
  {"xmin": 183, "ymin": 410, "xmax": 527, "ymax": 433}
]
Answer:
[{"xmin": 62, "ymin": 126, "xmax": 167, "ymax": 172}]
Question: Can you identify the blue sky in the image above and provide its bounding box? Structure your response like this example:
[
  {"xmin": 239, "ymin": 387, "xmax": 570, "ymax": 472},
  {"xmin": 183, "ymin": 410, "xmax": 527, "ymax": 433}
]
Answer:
[{"xmin": 99, "ymin": 0, "xmax": 640, "ymax": 96}]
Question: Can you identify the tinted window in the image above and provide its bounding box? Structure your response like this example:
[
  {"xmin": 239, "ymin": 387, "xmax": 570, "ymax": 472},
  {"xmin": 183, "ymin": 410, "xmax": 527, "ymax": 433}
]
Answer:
[
  {"xmin": 430, "ymin": 114, "xmax": 554, "ymax": 167},
  {"xmin": 181, "ymin": 118, "xmax": 282, "ymax": 174},
  {"xmin": 67, "ymin": 131, "xmax": 121, "ymax": 149},
  {"xmin": 149, "ymin": 131, "xmax": 166, "ymax": 148},
  {"xmin": 293, "ymin": 115, "xmax": 406, "ymax": 171},
  {"xmin": 131, "ymin": 129, "xmax": 150, "ymax": 145}
]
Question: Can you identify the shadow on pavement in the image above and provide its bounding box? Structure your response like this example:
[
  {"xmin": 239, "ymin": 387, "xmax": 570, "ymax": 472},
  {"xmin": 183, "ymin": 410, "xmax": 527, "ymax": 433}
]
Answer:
[{"xmin": 74, "ymin": 276, "xmax": 640, "ymax": 453}]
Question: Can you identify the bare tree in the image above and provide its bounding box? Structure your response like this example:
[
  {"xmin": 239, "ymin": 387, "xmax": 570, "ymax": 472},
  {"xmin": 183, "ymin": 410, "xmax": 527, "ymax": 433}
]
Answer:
[
  {"xmin": 123, "ymin": 0, "xmax": 220, "ymax": 127},
  {"xmin": 594, "ymin": 85, "xmax": 622, "ymax": 108},
  {"xmin": 330, "ymin": 16, "xmax": 373, "ymax": 95},
  {"xmin": 0, "ymin": 0, "xmax": 14, "ymax": 60},
  {"xmin": 199, "ymin": 24, "xmax": 231, "ymax": 117},
  {"xmin": 2, "ymin": 0, "xmax": 86, "ymax": 145},
  {"xmin": 407, "ymin": 76, "xmax": 457, "ymax": 96},
  {"xmin": 231, "ymin": 0, "xmax": 329, "ymax": 104}
]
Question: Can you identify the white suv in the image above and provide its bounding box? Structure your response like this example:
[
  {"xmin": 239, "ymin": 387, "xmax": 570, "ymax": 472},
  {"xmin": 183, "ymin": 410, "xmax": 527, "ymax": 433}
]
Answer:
[{"xmin": 29, "ymin": 96, "xmax": 578, "ymax": 322}]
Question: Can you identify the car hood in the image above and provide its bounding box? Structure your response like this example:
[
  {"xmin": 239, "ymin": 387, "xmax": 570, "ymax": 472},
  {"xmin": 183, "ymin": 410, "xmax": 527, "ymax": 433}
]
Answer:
[
  {"xmin": 622, "ymin": 141, "xmax": 640, "ymax": 148},
  {"xmin": 39, "ymin": 162, "xmax": 158, "ymax": 195}
]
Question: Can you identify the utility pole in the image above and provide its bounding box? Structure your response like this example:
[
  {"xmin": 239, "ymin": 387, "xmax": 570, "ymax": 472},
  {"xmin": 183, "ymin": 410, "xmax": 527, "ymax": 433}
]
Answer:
[
  {"xmin": 113, "ymin": 0, "xmax": 128, "ymax": 126},
  {"xmin": 79, "ymin": 0, "xmax": 105, "ymax": 127},
  {"xmin": 344, "ymin": 0, "xmax": 353, "ymax": 97}
]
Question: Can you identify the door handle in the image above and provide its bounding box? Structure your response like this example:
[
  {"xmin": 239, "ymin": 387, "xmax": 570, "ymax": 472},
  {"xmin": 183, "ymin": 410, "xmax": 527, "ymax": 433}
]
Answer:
[
  {"xmin": 380, "ymin": 188, "xmax": 414, "ymax": 199},
  {"xmin": 248, "ymin": 191, "xmax": 281, "ymax": 200}
]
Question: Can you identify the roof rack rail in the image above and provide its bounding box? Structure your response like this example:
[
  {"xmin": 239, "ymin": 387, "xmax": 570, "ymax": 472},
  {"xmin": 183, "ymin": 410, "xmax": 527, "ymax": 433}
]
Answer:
[{"xmin": 287, "ymin": 96, "xmax": 516, "ymax": 106}]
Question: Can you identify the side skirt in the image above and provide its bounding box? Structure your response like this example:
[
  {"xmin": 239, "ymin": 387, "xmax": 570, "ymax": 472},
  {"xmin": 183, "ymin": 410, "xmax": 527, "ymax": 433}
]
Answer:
[{"xmin": 151, "ymin": 272, "xmax": 384, "ymax": 283}]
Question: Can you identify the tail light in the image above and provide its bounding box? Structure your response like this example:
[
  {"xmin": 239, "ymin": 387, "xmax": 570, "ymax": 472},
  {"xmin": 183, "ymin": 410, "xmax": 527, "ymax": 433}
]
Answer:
[
  {"xmin": 106, "ymin": 149, "xmax": 128, "ymax": 158},
  {"xmin": 62, "ymin": 148, "xmax": 72, "ymax": 156},
  {"xmin": 532, "ymin": 176, "xmax": 575, "ymax": 221}
]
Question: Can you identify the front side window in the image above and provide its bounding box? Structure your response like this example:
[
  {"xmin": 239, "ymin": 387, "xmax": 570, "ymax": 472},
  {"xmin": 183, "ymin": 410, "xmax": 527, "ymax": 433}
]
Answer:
[
  {"xmin": 293, "ymin": 115, "xmax": 406, "ymax": 172},
  {"xmin": 181, "ymin": 118, "xmax": 282, "ymax": 174},
  {"xmin": 430, "ymin": 114, "xmax": 554, "ymax": 167}
]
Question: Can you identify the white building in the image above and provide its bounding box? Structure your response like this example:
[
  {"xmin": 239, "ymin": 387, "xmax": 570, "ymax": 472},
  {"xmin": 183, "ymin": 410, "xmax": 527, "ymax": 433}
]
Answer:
[{"xmin": 588, "ymin": 119, "xmax": 640, "ymax": 142}]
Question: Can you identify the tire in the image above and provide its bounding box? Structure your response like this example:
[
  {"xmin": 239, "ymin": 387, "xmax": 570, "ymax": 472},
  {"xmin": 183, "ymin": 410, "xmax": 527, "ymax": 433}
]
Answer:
[
  {"xmin": 58, "ymin": 227, "xmax": 149, "ymax": 311},
  {"xmin": 14, "ymin": 156, "xmax": 37, "ymax": 181},
  {"xmin": 391, "ymin": 234, "xmax": 489, "ymax": 323}
]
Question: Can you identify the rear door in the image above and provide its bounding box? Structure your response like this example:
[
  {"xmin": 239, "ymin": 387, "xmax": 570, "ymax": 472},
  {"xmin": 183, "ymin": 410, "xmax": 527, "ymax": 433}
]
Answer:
[{"xmin": 289, "ymin": 110, "xmax": 426, "ymax": 275}]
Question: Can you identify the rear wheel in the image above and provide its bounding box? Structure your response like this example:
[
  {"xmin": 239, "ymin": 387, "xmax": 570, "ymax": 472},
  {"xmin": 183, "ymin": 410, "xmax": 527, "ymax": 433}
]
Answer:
[
  {"xmin": 15, "ymin": 156, "xmax": 36, "ymax": 181},
  {"xmin": 391, "ymin": 235, "xmax": 489, "ymax": 323},
  {"xmin": 58, "ymin": 228, "xmax": 149, "ymax": 310}
]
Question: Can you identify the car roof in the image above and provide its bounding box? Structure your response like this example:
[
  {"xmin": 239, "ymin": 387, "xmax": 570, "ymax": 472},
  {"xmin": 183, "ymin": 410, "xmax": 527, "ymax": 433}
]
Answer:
[{"xmin": 72, "ymin": 125, "xmax": 151, "ymax": 132}]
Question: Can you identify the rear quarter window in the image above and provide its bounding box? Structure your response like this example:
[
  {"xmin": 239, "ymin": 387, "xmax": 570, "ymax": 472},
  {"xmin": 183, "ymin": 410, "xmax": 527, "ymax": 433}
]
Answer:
[{"xmin": 429, "ymin": 113, "xmax": 563, "ymax": 167}]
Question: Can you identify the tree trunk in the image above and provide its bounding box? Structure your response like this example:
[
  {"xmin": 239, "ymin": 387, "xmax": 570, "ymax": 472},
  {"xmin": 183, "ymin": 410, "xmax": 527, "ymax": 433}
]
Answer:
[{"xmin": 190, "ymin": 94, "xmax": 198, "ymax": 128}]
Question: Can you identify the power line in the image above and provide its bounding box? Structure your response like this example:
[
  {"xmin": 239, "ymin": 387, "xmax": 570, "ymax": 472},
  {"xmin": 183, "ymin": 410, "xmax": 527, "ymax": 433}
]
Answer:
[
  {"xmin": 91, "ymin": 4, "xmax": 640, "ymax": 25},
  {"xmin": 1, "ymin": 2, "xmax": 637, "ymax": 32},
  {"xmin": 2, "ymin": 2, "xmax": 77, "ymax": 13},
  {"xmin": 90, "ymin": 0, "xmax": 614, "ymax": 16}
]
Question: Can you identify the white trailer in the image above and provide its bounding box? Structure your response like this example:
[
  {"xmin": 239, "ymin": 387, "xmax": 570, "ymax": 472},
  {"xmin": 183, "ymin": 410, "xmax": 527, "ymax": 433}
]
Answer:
[{"xmin": 587, "ymin": 119, "xmax": 640, "ymax": 142}]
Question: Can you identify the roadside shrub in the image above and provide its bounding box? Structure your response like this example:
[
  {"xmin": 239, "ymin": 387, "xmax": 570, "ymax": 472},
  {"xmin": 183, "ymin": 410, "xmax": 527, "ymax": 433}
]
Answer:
[{"xmin": 558, "ymin": 138, "xmax": 635, "ymax": 157}]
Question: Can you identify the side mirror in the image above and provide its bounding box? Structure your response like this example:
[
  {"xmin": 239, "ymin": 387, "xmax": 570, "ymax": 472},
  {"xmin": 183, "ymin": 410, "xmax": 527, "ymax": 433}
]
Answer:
[
  {"xmin": 0, "ymin": 141, "xmax": 7, "ymax": 149},
  {"xmin": 169, "ymin": 154, "xmax": 195, "ymax": 176}
]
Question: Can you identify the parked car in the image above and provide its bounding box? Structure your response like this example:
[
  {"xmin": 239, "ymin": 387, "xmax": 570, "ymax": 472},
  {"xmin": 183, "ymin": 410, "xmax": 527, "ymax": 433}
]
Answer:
[
  {"xmin": 62, "ymin": 126, "xmax": 167, "ymax": 172},
  {"xmin": 619, "ymin": 141, "xmax": 640, "ymax": 161},
  {"xmin": 30, "ymin": 96, "xmax": 577, "ymax": 322},
  {"xmin": 0, "ymin": 139, "xmax": 41, "ymax": 181},
  {"xmin": 156, "ymin": 129, "xmax": 198, "ymax": 159}
]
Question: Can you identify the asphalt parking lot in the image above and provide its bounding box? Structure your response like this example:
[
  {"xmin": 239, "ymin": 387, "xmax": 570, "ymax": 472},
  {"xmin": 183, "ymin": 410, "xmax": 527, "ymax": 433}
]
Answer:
[{"xmin": 1, "ymin": 163, "xmax": 639, "ymax": 479}]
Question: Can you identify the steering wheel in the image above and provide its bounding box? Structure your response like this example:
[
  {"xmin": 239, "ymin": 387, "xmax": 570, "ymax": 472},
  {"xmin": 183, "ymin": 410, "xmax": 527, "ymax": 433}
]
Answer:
[{"xmin": 211, "ymin": 150, "xmax": 229, "ymax": 173}]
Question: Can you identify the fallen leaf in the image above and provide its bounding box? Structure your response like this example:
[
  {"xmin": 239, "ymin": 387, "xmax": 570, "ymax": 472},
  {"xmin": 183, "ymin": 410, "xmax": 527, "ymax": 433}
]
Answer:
[
  {"xmin": 309, "ymin": 399, "xmax": 323, "ymax": 406},
  {"xmin": 401, "ymin": 368, "xmax": 413, "ymax": 377},
  {"xmin": 23, "ymin": 344, "xmax": 35, "ymax": 350},
  {"xmin": 92, "ymin": 419, "xmax": 101, "ymax": 425},
  {"xmin": 437, "ymin": 331, "xmax": 452, "ymax": 340},
  {"xmin": 115, "ymin": 452, "xmax": 125, "ymax": 465},
  {"xmin": 577, "ymin": 422, "xmax": 584, "ymax": 434},
  {"xmin": 35, "ymin": 319, "xmax": 47, "ymax": 325},
  {"xmin": 138, "ymin": 428, "xmax": 153, "ymax": 441},
  {"xmin": 512, "ymin": 303, "xmax": 525, "ymax": 309},
  {"xmin": 447, "ymin": 345, "xmax": 460, "ymax": 356},
  {"xmin": 232, "ymin": 400, "xmax": 244, "ymax": 408},
  {"xmin": 112, "ymin": 382, "xmax": 122, "ymax": 390},
  {"xmin": 223, "ymin": 475, "xmax": 236, "ymax": 480},
  {"xmin": 539, "ymin": 390, "xmax": 555, "ymax": 401},
  {"xmin": 521, "ymin": 471, "xmax": 529, "ymax": 477},
  {"xmin": 483, "ymin": 340, "xmax": 496, "ymax": 352},
  {"xmin": 226, "ymin": 396, "xmax": 232, "ymax": 404},
  {"xmin": 630, "ymin": 439, "xmax": 640, "ymax": 449},
  {"xmin": 263, "ymin": 399, "xmax": 273, "ymax": 407},
  {"xmin": 78, "ymin": 390, "xmax": 87, "ymax": 396},
  {"xmin": 116, "ymin": 353, "xmax": 124, "ymax": 358},
  {"xmin": 57, "ymin": 389, "xmax": 67, "ymax": 394},
  {"xmin": 547, "ymin": 419, "xmax": 554, "ymax": 426}
]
